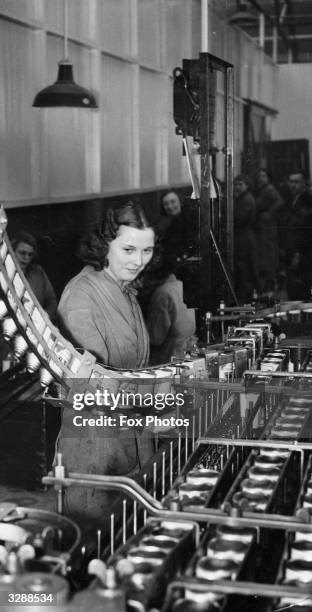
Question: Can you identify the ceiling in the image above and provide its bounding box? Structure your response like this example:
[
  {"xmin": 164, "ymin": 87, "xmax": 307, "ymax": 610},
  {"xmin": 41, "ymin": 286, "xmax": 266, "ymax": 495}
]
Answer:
[{"xmin": 225, "ymin": 0, "xmax": 312, "ymax": 62}]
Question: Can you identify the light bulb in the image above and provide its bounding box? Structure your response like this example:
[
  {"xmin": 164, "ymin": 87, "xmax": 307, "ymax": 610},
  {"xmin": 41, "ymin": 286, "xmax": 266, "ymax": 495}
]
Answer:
[
  {"xmin": 40, "ymin": 368, "xmax": 54, "ymax": 387},
  {"xmin": 0, "ymin": 301, "xmax": 8, "ymax": 320},
  {"xmin": 2, "ymin": 317, "xmax": 17, "ymax": 339},
  {"xmin": 26, "ymin": 352, "xmax": 40, "ymax": 373},
  {"xmin": 14, "ymin": 335, "xmax": 28, "ymax": 358}
]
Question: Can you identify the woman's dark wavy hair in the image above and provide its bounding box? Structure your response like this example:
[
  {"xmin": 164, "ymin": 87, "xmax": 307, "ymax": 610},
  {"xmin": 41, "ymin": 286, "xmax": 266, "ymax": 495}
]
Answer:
[
  {"xmin": 234, "ymin": 174, "xmax": 253, "ymax": 191},
  {"xmin": 76, "ymin": 201, "xmax": 154, "ymax": 271},
  {"xmin": 256, "ymin": 167, "xmax": 273, "ymax": 183},
  {"xmin": 11, "ymin": 231, "xmax": 38, "ymax": 261}
]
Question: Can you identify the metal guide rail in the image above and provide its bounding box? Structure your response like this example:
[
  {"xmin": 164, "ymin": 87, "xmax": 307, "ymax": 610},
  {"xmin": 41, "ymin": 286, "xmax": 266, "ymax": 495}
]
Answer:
[{"xmin": 1, "ymin": 380, "xmax": 312, "ymax": 610}]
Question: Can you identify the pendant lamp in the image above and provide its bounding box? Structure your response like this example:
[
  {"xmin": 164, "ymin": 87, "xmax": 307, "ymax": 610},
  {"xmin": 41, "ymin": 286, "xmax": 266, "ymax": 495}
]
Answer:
[
  {"xmin": 228, "ymin": 1, "xmax": 258, "ymax": 27},
  {"xmin": 33, "ymin": 0, "xmax": 98, "ymax": 108}
]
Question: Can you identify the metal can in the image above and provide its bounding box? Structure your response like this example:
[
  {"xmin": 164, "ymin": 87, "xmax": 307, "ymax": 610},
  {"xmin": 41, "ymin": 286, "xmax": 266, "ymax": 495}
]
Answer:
[
  {"xmin": 206, "ymin": 537, "xmax": 247, "ymax": 563},
  {"xmin": 254, "ymin": 454, "xmax": 285, "ymax": 469},
  {"xmin": 139, "ymin": 535, "xmax": 177, "ymax": 552},
  {"xmin": 215, "ymin": 524, "xmax": 254, "ymax": 543},
  {"xmin": 126, "ymin": 547, "xmax": 167, "ymax": 566},
  {"xmin": 196, "ymin": 556, "xmax": 238, "ymax": 580},
  {"xmin": 186, "ymin": 469, "xmax": 219, "ymax": 487},
  {"xmin": 285, "ymin": 559, "xmax": 312, "ymax": 583},
  {"xmin": 290, "ymin": 540, "xmax": 312, "ymax": 562},
  {"xmin": 241, "ymin": 478, "xmax": 274, "ymax": 497},
  {"xmin": 248, "ymin": 465, "xmax": 281, "ymax": 482}
]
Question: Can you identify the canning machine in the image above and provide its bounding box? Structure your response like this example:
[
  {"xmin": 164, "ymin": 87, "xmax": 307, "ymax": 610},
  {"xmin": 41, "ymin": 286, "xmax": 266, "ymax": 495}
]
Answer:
[{"xmin": 1, "ymin": 207, "xmax": 312, "ymax": 610}]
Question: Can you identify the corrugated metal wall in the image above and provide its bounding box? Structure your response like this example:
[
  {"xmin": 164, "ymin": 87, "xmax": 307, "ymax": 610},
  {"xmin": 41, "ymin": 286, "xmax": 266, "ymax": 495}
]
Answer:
[
  {"xmin": 275, "ymin": 63, "xmax": 312, "ymax": 177},
  {"xmin": 0, "ymin": 0, "xmax": 278, "ymax": 207}
]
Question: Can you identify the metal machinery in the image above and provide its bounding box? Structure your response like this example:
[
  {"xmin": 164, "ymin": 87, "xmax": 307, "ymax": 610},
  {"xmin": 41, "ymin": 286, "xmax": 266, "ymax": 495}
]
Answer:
[
  {"xmin": 173, "ymin": 52, "xmax": 236, "ymax": 311},
  {"xmin": 2, "ymin": 205, "xmax": 312, "ymax": 611}
]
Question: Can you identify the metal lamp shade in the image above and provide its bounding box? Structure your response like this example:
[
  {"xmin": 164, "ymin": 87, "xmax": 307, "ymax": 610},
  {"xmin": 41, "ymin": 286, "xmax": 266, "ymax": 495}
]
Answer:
[
  {"xmin": 228, "ymin": 3, "xmax": 258, "ymax": 27},
  {"xmin": 33, "ymin": 60, "xmax": 98, "ymax": 108}
]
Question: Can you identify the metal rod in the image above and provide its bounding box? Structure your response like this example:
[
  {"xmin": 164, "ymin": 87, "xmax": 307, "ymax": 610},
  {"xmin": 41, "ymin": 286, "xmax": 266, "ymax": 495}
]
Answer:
[
  {"xmin": 153, "ymin": 462, "xmax": 157, "ymax": 499},
  {"xmin": 185, "ymin": 425, "xmax": 188, "ymax": 465},
  {"xmin": 243, "ymin": 369, "xmax": 312, "ymax": 380},
  {"xmin": 201, "ymin": 0, "xmax": 209, "ymax": 53},
  {"xmin": 196, "ymin": 438, "xmax": 312, "ymax": 451},
  {"xmin": 110, "ymin": 514, "xmax": 114, "ymax": 556},
  {"xmin": 122, "ymin": 499, "xmax": 127, "ymax": 544},
  {"xmin": 178, "ymin": 433, "xmax": 181, "ymax": 474},
  {"xmin": 63, "ymin": 0, "xmax": 68, "ymax": 59},
  {"xmin": 97, "ymin": 529, "xmax": 101, "ymax": 559},
  {"xmin": 133, "ymin": 501, "xmax": 137, "ymax": 536},
  {"xmin": 166, "ymin": 577, "xmax": 312, "ymax": 600},
  {"xmin": 143, "ymin": 473, "xmax": 147, "ymax": 525},
  {"xmin": 43, "ymin": 472, "xmax": 312, "ymax": 531},
  {"xmin": 210, "ymin": 229, "xmax": 238, "ymax": 305},
  {"xmin": 169, "ymin": 441, "xmax": 173, "ymax": 489},
  {"xmin": 192, "ymin": 414, "xmax": 195, "ymax": 452},
  {"xmin": 161, "ymin": 452, "xmax": 166, "ymax": 497},
  {"xmin": 57, "ymin": 488, "xmax": 63, "ymax": 515}
]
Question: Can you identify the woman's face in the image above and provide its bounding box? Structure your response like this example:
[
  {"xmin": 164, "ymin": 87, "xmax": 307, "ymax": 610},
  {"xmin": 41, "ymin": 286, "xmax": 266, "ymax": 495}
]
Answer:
[
  {"xmin": 257, "ymin": 170, "xmax": 269, "ymax": 188},
  {"xmin": 162, "ymin": 192, "xmax": 181, "ymax": 216},
  {"xmin": 106, "ymin": 225, "xmax": 154, "ymax": 284},
  {"xmin": 234, "ymin": 180, "xmax": 248, "ymax": 197},
  {"xmin": 15, "ymin": 241, "xmax": 35, "ymax": 271}
]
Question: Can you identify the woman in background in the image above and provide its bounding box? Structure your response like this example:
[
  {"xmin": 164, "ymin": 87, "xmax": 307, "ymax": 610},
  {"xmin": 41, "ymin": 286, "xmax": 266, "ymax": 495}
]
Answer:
[
  {"xmin": 233, "ymin": 174, "xmax": 260, "ymax": 303},
  {"xmin": 157, "ymin": 189, "xmax": 188, "ymax": 260},
  {"xmin": 12, "ymin": 231, "xmax": 57, "ymax": 321},
  {"xmin": 254, "ymin": 168, "xmax": 283, "ymax": 297},
  {"xmin": 146, "ymin": 254, "xmax": 196, "ymax": 364}
]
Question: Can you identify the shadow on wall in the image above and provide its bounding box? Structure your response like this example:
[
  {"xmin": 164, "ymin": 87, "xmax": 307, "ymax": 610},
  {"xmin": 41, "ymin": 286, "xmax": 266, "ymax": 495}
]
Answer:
[{"xmin": 6, "ymin": 186, "xmax": 191, "ymax": 299}]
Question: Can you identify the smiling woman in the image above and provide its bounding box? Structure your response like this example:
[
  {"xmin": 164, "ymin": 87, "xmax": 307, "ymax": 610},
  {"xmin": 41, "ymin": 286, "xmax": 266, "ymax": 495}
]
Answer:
[
  {"xmin": 58, "ymin": 201, "xmax": 155, "ymax": 368},
  {"xmin": 56, "ymin": 201, "xmax": 155, "ymax": 530}
]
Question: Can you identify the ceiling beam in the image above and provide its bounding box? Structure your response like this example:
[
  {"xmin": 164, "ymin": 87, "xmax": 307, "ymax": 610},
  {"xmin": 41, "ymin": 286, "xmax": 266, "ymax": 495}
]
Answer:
[
  {"xmin": 279, "ymin": 1, "xmax": 288, "ymax": 23},
  {"xmin": 248, "ymin": 0, "xmax": 292, "ymax": 49},
  {"xmin": 285, "ymin": 0, "xmax": 298, "ymax": 60}
]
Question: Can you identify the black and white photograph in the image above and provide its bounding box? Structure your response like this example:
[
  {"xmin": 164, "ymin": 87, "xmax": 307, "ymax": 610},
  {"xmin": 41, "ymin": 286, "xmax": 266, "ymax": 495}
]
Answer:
[{"xmin": 0, "ymin": 1, "xmax": 312, "ymax": 610}]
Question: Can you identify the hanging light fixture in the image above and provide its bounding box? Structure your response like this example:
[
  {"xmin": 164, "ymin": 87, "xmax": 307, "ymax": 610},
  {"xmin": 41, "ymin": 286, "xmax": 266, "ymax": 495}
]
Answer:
[
  {"xmin": 33, "ymin": 0, "xmax": 98, "ymax": 108},
  {"xmin": 228, "ymin": 1, "xmax": 258, "ymax": 28}
]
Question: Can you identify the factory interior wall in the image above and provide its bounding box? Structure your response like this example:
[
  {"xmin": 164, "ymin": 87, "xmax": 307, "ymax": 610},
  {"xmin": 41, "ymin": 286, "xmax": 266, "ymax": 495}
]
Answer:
[
  {"xmin": 274, "ymin": 63, "xmax": 312, "ymax": 179},
  {"xmin": 0, "ymin": 0, "xmax": 278, "ymax": 210}
]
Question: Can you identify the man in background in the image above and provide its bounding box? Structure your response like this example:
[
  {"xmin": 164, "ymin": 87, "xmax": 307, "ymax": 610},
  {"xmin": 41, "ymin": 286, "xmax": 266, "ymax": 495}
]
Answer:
[{"xmin": 282, "ymin": 171, "xmax": 312, "ymax": 299}]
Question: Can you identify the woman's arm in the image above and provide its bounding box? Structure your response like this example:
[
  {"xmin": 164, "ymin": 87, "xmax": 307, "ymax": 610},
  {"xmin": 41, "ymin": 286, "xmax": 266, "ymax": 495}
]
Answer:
[{"xmin": 58, "ymin": 286, "xmax": 109, "ymax": 363}]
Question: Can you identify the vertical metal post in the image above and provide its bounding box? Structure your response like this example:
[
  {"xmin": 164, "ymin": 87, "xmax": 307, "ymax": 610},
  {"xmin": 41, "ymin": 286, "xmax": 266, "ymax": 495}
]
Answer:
[{"xmin": 224, "ymin": 64, "xmax": 234, "ymax": 286}]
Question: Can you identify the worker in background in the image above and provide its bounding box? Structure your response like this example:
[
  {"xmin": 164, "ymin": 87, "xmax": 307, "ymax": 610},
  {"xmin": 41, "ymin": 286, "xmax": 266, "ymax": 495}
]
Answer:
[
  {"xmin": 233, "ymin": 174, "xmax": 260, "ymax": 303},
  {"xmin": 12, "ymin": 231, "xmax": 57, "ymax": 321},
  {"xmin": 254, "ymin": 168, "xmax": 283, "ymax": 298},
  {"xmin": 157, "ymin": 189, "xmax": 189, "ymax": 260},
  {"xmin": 282, "ymin": 171, "xmax": 312, "ymax": 299},
  {"xmin": 146, "ymin": 253, "xmax": 196, "ymax": 365}
]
